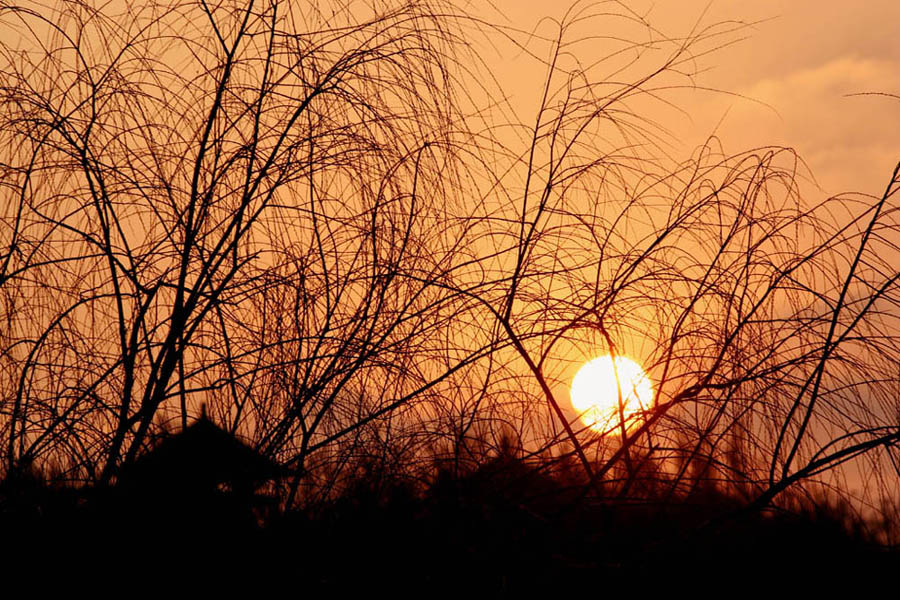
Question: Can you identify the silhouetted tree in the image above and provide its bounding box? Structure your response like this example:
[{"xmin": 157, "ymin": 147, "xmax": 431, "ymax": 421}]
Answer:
[
  {"xmin": 1, "ymin": 0, "xmax": 899, "ymax": 536},
  {"xmin": 0, "ymin": 0, "xmax": 504, "ymax": 490}
]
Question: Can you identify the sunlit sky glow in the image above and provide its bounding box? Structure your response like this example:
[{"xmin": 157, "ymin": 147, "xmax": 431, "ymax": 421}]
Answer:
[{"xmin": 489, "ymin": 0, "xmax": 900, "ymax": 197}]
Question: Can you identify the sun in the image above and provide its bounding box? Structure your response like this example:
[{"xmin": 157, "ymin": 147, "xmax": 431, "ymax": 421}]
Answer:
[{"xmin": 570, "ymin": 355, "xmax": 653, "ymax": 434}]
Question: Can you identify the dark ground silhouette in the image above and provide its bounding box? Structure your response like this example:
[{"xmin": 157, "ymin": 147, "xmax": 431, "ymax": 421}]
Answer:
[{"xmin": 1, "ymin": 420, "xmax": 895, "ymax": 589}]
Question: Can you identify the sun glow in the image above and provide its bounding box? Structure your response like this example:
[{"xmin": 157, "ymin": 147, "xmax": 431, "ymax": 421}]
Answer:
[{"xmin": 570, "ymin": 355, "xmax": 654, "ymax": 434}]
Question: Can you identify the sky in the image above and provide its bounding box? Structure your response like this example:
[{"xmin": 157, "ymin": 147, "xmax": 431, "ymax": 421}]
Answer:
[
  {"xmin": 485, "ymin": 0, "xmax": 900, "ymax": 198},
  {"xmin": 464, "ymin": 0, "xmax": 900, "ymax": 429}
]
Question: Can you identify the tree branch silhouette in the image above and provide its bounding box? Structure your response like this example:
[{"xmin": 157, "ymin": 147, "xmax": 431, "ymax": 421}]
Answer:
[{"xmin": 1, "ymin": 0, "xmax": 899, "ymax": 535}]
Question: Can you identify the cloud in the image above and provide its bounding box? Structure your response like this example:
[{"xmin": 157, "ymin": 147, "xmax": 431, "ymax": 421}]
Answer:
[{"xmin": 707, "ymin": 56, "xmax": 900, "ymax": 195}]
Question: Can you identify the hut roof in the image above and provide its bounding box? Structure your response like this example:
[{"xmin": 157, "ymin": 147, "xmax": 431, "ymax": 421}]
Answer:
[{"xmin": 118, "ymin": 414, "xmax": 281, "ymax": 494}]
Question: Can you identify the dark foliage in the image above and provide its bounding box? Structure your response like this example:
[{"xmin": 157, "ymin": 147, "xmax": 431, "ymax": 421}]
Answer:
[{"xmin": 4, "ymin": 435, "xmax": 892, "ymax": 590}]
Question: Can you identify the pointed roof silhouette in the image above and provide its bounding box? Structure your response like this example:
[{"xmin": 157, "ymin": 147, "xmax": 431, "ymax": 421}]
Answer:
[{"xmin": 118, "ymin": 411, "xmax": 281, "ymax": 494}]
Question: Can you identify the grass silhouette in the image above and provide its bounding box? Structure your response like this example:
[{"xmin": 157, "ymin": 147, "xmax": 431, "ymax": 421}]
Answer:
[{"xmin": 1, "ymin": 428, "xmax": 896, "ymax": 588}]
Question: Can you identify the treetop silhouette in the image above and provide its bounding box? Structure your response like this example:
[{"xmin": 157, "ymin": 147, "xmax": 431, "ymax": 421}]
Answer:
[{"xmin": 0, "ymin": 0, "xmax": 898, "ymax": 540}]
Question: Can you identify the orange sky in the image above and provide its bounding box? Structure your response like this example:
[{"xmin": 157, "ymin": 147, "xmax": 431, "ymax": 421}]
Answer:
[
  {"xmin": 483, "ymin": 0, "xmax": 900, "ymax": 198},
  {"xmin": 459, "ymin": 0, "xmax": 900, "ymax": 438}
]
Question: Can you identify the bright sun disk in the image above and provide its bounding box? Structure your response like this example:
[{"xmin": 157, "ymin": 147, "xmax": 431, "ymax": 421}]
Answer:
[{"xmin": 570, "ymin": 355, "xmax": 653, "ymax": 433}]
